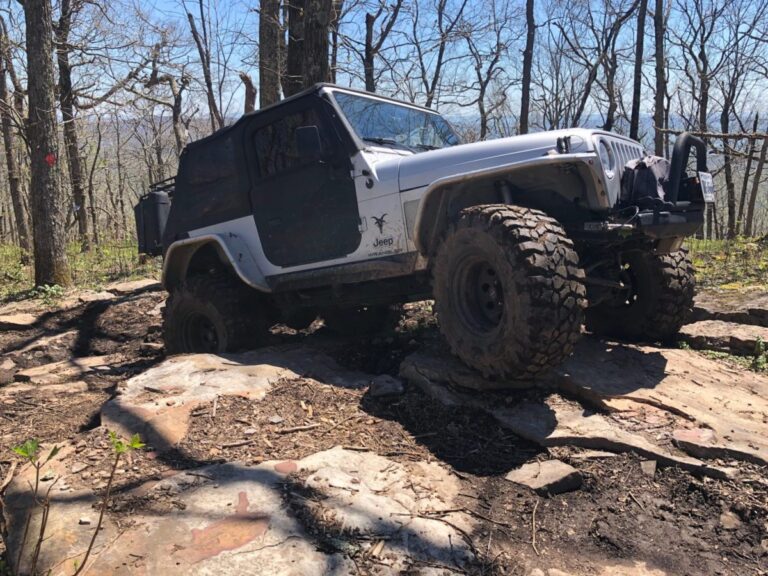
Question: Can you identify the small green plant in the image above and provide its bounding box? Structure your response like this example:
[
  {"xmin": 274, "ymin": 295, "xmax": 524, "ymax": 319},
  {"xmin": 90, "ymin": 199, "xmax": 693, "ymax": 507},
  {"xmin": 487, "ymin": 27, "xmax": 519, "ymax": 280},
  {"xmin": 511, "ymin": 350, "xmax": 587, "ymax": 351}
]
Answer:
[
  {"xmin": 31, "ymin": 284, "xmax": 65, "ymax": 306},
  {"xmin": 678, "ymin": 340, "xmax": 691, "ymax": 350},
  {"xmin": 72, "ymin": 431, "xmax": 144, "ymax": 576},
  {"xmin": 752, "ymin": 337, "xmax": 767, "ymax": 372},
  {"xmin": 12, "ymin": 439, "xmax": 60, "ymax": 576}
]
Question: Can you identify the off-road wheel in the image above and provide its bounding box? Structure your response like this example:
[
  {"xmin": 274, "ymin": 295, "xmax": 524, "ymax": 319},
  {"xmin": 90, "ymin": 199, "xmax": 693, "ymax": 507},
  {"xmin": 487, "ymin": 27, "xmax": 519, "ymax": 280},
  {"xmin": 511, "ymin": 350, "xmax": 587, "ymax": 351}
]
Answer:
[
  {"xmin": 432, "ymin": 204, "xmax": 587, "ymax": 380},
  {"xmin": 164, "ymin": 274, "xmax": 271, "ymax": 354},
  {"xmin": 322, "ymin": 304, "xmax": 402, "ymax": 336},
  {"xmin": 586, "ymin": 249, "xmax": 694, "ymax": 343}
]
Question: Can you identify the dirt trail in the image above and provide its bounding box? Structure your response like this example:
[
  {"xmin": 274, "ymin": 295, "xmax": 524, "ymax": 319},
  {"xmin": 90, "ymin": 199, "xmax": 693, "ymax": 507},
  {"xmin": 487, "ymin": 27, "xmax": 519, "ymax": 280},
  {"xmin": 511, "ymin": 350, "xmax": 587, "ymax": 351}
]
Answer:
[{"xmin": 0, "ymin": 281, "xmax": 766, "ymax": 576}]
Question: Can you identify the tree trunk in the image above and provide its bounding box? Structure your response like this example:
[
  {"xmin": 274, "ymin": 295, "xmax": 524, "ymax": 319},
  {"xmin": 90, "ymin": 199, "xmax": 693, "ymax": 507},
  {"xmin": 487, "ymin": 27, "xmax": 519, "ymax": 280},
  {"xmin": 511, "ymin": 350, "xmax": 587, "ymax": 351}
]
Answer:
[
  {"xmin": 0, "ymin": 30, "xmax": 31, "ymax": 260},
  {"xmin": 602, "ymin": 50, "xmax": 618, "ymax": 131},
  {"xmin": 283, "ymin": 0, "xmax": 305, "ymax": 97},
  {"xmin": 330, "ymin": 0, "xmax": 343, "ymax": 83},
  {"xmin": 519, "ymin": 0, "xmax": 535, "ymax": 134},
  {"xmin": 240, "ymin": 72, "xmax": 257, "ymax": 113},
  {"xmin": 630, "ymin": 0, "xmax": 647, "ymax": 140},
  {"xmin": 362, "ymin": 0, "xmax": 402, "ymax": 94},
  {"xmin": 653, "ymin": 0, "xmax": 665, "ymax": 156},
  {"xmin": 364, "ymin": 12, "xmax": 376, "ymax": 92},
  {"xmin": 720, "ymin": 110, "xmax": 736, "ymax": 239},
  {"xmin": 23, "ymin": 0, "xmax": 71, "ymax": 286},
  {"xmin": 187, "ymin": 2, "xmax": 224, "ymax": 131},
  {"xmin": 86, "ymin": 119, "xmax": 102, "ymax": 245},
  {"xmin": 302, "ymin": 0, "xmax": 331, "ymax": 86},
  {"xmin": 737, "ymin": 113, "xmax": 759, "ymax": 234},
  {"xmin": 259, "ymin": 0, "xmax": 281, "ymax": 107},
  {"xmin": 56, "ymin": 0, "xmax": 90, "ymax": 251},
  {"xmin": 745, "ymin": 132, "xmax": 768, "ymax": 238}
]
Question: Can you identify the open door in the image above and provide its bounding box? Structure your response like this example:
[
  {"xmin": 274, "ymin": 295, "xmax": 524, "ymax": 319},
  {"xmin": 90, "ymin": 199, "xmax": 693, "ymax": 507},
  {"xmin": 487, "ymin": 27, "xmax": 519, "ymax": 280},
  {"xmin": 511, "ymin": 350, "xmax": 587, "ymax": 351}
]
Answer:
[{"xmin": 248, "ymin": 99, "xmax": 361, "ymax": 268}]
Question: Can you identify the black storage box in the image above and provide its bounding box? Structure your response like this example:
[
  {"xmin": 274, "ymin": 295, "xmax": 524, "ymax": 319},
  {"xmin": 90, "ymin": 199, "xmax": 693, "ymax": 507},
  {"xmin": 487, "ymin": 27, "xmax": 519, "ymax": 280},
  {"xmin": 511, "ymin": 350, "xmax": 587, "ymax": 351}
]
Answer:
[{"xmin": 135, "ymin": 190, "xmax": 171, "ymax": 256}]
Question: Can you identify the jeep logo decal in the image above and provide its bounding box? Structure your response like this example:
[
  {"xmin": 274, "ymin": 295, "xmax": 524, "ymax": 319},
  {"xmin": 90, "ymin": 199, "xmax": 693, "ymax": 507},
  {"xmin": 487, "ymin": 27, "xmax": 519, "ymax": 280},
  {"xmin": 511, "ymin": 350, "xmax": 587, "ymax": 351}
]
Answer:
[{"xmin": 372, "ymin": 214, "xmax": 387, "ymax": 233}]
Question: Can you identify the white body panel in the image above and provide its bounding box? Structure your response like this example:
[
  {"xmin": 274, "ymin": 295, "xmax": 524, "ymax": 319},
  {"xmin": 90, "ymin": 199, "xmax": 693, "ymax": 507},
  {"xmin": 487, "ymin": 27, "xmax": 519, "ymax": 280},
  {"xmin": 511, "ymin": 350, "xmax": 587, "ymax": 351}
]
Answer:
[{"xmin": 174, "ymin": 127, "xmax": 643, "ymax": 292}]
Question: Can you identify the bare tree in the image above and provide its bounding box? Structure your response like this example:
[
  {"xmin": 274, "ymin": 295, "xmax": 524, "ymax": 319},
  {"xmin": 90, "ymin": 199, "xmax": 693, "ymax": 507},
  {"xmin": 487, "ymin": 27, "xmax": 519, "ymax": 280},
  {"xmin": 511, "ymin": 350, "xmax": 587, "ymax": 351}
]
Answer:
[
  {"xmin": 363, "ymin": 0, "xmax": 403, "ymax": 92},
  {"xmin": 410, "ymin": 0, "xmax": 469, "ymax": 108},
  {"xmin": 460, "ymin": 1, "xmax": 517, "ymax": 140},
  {"xmin": 303, "ymin": 0, "xmax": 333, "ymax": 85},
  {"xmin": 0, "ymin": 17, "xmax": 30, "ymax": 260},
  {"xmin": 259, "ymin": 0, "xmax": 281, "ymax": 106},
  {"xmin": 240, "ymin": 72, "xmax": 257, "ymax": 113},
  {"xmin": 555, "ymin": 0, "xmax": 640, "ymax": 128},
  {"xmin": 283, "ymin": 0, "xmax": 305, "ymax": 96},
  {"xmin": 21, "ymin": 0, "xmax": 71, "ymax": 285},
  {"xmin": 652, "ymin": 0, "xmax": 667, "ymax": 155},
  {"xmin": 55, "ymin": 0, "xmax": 90, "ymax": 250},
  {"xmin": 519, "ymin": 0, "xmax": 535, "ymax": 133},
  {"xmin": 629, "ymin": 0, "xmax": 648, "ymax": 139},
  {"xmin": 185, "ymin": 0, "xmax": 224, "ymax": 130}
]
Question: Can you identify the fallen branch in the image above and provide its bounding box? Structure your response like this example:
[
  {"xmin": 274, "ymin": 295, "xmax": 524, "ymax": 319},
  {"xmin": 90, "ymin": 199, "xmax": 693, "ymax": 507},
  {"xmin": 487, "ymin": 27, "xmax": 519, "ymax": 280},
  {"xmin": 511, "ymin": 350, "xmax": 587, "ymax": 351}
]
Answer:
[
  {"xmin": 628, "ymin": 491, "xmax": 645, "ymax": 511},
  {"xmin": 0, "ymin": 461, "xmax": 17, "ymax": 492},
  {"xmin": 531, "ymin": 500, "xmax": 540, "ymax": 556},
  {"xmin": 276, "ymin": 423, "xmax": 321, "ymax": 434},
  {"xmin": 220, "ymin": 439, "xmax": 253, "ymax": 449}
]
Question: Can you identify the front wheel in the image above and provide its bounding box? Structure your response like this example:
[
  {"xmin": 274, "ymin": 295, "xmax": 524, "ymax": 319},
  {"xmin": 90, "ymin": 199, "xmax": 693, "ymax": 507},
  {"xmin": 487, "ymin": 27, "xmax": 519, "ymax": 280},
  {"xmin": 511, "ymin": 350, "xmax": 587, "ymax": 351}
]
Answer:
[
  {"xmin": 586, "ymin": 249, "xmax": 695, "ymax": 342},
  {"xmin": 432, "ymin": 204, "xmax": 587, "ymax": 380},
  {"xmin": 164, "ymin": 274, "xmax": 271, "ymax": 354}
]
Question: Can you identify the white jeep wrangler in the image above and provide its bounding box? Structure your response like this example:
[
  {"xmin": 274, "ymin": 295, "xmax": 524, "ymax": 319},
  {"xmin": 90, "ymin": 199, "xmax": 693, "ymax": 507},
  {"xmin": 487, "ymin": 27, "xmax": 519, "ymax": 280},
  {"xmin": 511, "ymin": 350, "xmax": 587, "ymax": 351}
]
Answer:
[{"xmin": 136, "ymin": 83, "xmax": 712, "ymax": 379}]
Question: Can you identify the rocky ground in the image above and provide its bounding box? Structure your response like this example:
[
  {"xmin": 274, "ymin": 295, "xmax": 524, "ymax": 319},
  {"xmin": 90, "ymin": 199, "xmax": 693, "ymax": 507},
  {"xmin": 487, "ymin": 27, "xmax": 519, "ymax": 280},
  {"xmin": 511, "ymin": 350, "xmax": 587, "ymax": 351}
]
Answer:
[{"xmin": 0, "ymin": 280, "xmax": 766, "ymax": 576}]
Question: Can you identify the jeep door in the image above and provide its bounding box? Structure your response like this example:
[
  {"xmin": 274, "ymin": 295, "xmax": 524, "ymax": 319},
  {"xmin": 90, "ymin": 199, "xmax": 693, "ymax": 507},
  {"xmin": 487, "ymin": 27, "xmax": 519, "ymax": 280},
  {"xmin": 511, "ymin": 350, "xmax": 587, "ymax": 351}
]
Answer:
[{"xmin": 247, "ymin": 98, "xmax": 361, "ymax": 268}]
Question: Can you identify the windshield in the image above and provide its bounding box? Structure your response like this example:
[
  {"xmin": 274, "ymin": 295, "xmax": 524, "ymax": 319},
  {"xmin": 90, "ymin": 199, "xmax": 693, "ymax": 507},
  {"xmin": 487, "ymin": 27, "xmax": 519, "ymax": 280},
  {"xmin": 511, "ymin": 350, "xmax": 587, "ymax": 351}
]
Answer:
[{"xmin": 332, "ymin": 91, "xmax": 460, "ymax": 152}]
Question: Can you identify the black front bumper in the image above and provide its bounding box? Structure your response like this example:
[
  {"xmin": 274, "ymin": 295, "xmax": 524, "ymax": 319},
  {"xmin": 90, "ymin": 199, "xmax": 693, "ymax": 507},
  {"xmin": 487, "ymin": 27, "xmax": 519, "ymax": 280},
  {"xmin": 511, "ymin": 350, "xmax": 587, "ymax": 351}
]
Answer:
[{"xmin": 635, "ymin": 202, "xmax": 704, "ymax": 239}]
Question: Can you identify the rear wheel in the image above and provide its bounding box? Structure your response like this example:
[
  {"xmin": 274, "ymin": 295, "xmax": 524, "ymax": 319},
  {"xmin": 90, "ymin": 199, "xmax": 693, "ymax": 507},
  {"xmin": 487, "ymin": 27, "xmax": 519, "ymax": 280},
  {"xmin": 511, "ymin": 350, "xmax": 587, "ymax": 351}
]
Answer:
[
  {"xmin": 586, "ymin": 249, "xmax": 694, "ymax": 342},
  {"xmin": 164, "ymin": 274, "xmax": 271, "ymax": 354},
  {"xmin": 432, "ymin": 204, "xmax": 586, "ymax": 380}
]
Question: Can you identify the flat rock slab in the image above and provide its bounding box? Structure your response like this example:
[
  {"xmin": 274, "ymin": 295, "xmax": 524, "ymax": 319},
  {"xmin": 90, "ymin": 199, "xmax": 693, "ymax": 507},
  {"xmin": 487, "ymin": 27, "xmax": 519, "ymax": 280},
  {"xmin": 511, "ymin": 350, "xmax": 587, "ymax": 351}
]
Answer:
[
  {"xmin": 527, "ymin": 561, "xmax": 668, "ymax": 576},
  {"xmin": 679, "ymin": 320, "xmax": 768, "ymax": 355},
  {"xmin": 105, "ymin": 278, "xmax": 161, "ymax": 294},
  {"xmin": 3, "ymin": 446, "xmax": 474, "ymax": 576},
  {"xmin": 15, "ymin": 330, "xmax": 78, "ymax": 355},
  {"xmin": 0, "ymin": 313, "xmax": 38, "ymax": 330},
  {"xmin": 77, "ymin": 290, "xmax": 117, "ymax": 303},
  {"xmin": 559, "ymin": 338, "xmax": 768, "ymax": 466},
  {"xmin": 401, "ymin": 354, "xmax": 731, "ymax": 479},
  {"xmin": 505, "ymin": 460, "xmax": 582, "ymax": 495},
  {"xmin": 14, "ymin": 355, "xmax": 120, "ymax": 386},
  {"xmin": 692, "ymin": 288, "xmax": 768, "ymax": 327},
  {"xmin": 0, "ymin": 380, "xmax": 89, "ymax": 397},
  {"xmin": 103, "ymin": 346, "xmax": 373, "ymax": 450},
  {"xmin": 398, "ymin": 351, "xmax": 534, "ymax": 391}
]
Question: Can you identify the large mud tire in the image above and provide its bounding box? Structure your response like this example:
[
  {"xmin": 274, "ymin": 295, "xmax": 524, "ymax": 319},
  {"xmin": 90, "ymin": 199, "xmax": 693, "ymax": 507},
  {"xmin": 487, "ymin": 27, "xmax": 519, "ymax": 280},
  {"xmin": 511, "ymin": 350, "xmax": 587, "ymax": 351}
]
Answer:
[
  {"xmin": 164, "ymin": 274, "xmax": 271, "ymax": 354},
  {"xmin": 586, "ymin": 249, "xmax": 695, "ymax": 342},
  {"xmin": 432, "ymin": 204, "xmax": 587, "ymax": 380}
]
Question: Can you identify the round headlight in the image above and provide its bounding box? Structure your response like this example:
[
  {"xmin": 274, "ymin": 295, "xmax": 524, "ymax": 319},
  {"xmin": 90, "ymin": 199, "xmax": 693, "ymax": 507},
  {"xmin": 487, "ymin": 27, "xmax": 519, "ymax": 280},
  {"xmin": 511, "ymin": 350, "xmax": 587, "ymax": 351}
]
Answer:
[{"xmin": 598, "ymin": 140, "xmax": 615, "ymax": 179}]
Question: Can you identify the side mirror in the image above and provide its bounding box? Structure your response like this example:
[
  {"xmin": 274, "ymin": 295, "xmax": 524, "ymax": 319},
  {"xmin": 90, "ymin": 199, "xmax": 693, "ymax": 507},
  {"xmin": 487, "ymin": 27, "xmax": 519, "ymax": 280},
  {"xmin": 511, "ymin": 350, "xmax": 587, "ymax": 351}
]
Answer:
[{"xmin": 296, "ymin": 125, "xmax": 323, "ymax": 161}]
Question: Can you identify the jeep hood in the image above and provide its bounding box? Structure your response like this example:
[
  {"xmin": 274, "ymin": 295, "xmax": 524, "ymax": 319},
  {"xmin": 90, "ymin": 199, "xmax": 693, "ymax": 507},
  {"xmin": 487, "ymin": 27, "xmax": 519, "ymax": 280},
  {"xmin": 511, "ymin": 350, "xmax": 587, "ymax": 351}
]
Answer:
[{"xmin": 397, "ymin": 129, "xmax": 598, "ymax": 192}]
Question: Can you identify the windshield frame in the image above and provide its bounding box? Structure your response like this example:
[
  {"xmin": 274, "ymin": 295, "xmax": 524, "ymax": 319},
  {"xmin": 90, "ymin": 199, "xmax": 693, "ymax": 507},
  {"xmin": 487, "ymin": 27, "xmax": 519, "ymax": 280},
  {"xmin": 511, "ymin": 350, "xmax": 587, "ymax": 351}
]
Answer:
[{"xmin": 325, "ymin": 87, "xmax": 461, "ymax": 153}]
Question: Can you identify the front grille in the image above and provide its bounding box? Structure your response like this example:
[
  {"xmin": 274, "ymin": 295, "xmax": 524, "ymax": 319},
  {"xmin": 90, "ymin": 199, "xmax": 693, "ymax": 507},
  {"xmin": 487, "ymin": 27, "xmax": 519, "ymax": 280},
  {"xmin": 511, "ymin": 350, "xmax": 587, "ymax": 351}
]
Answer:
[{"xmin": 611, "ymin": 140, "xmax": 644, "ymax": 169}]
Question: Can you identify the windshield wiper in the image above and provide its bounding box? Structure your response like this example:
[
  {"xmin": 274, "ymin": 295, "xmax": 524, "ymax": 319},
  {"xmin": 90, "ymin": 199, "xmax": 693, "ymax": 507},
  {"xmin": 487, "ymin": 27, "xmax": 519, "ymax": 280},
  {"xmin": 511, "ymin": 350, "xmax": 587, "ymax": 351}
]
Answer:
[
  {"xmin": 362, "ymin": 136, "xmax": 413, "ymax": 150},
  {"xmin": 414, "ymin": 144, "xmax": 441, "ymax": 151}
]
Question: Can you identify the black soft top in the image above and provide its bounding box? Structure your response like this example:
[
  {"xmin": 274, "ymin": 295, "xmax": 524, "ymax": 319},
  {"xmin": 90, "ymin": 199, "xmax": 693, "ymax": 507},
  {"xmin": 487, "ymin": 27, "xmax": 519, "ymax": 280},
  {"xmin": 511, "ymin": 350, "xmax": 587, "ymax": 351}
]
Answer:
[{"xmin": 184, "ymin": 83, "xmax": 440, "ymax": 152}]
